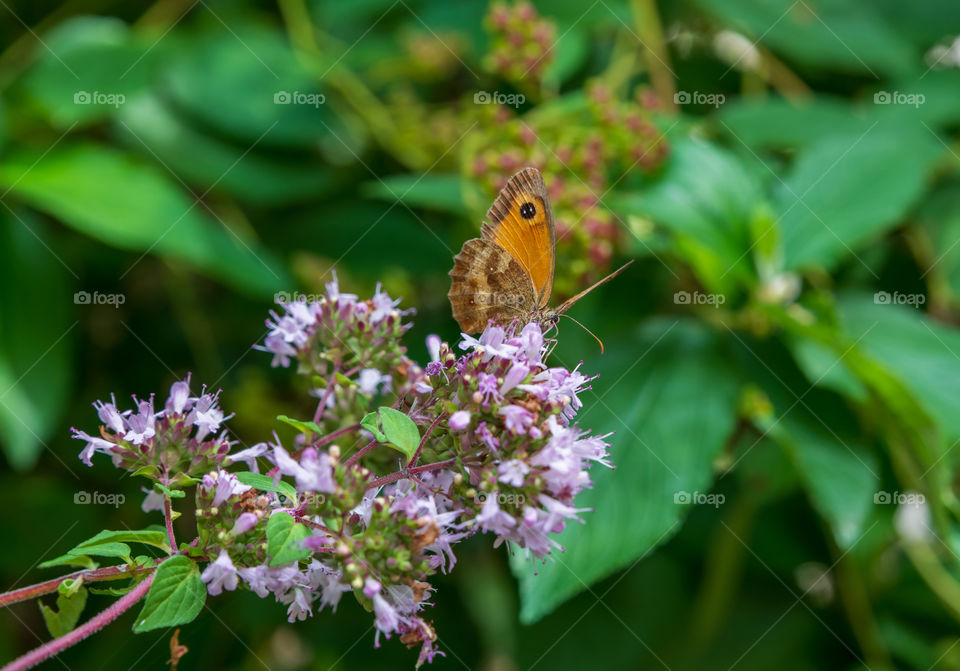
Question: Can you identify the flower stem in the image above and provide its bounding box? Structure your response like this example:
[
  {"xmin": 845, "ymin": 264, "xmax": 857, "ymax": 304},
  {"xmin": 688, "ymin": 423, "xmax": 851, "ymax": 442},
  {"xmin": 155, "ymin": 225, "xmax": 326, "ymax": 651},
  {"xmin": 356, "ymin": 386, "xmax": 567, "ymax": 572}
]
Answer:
[
  {"xmin": 2, "ymin": 571, "xmax": 155, "ymax": 671},
  {"xmin": 164, "ymin": 494, "xmax": 177, "ymax": 551},
  {"xmin": 343, "ymin": 439, "xmax": 377, "ymax": 468},
  {"xmin": 366, "ymin": 459, "xmax": 458, "ymax": 490},
  {"xmin": 0, "ymin": 562, "xmax": 161, "ymax": 608},
  {"xmin": 408, "ymin": 413, "xmax": 446, "ymax": 467}
]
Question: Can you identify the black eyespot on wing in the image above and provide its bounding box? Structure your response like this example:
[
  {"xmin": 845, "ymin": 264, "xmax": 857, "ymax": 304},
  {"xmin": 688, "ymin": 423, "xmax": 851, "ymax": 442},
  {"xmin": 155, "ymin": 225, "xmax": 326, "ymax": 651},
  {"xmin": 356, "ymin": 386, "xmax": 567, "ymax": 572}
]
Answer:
[{"xmin": 519, "ymin": 202, "xmax": 536, "ymax": 219}]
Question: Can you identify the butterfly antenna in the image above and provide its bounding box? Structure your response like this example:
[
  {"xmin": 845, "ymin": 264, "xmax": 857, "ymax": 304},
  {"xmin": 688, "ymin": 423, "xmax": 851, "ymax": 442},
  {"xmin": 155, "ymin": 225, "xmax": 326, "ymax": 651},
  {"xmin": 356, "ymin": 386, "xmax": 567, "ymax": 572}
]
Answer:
[{"xmin": 559, "ymin": 313, "xmax": 605, "ymax": 354}]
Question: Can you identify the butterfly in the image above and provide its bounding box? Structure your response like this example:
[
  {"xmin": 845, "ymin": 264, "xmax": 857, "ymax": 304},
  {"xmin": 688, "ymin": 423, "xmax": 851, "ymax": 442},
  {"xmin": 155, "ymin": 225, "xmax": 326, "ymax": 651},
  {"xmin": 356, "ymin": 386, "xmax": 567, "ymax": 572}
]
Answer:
[{"xmin": 448, "ymin": 167, "xmax": 632, "ymax": 336}]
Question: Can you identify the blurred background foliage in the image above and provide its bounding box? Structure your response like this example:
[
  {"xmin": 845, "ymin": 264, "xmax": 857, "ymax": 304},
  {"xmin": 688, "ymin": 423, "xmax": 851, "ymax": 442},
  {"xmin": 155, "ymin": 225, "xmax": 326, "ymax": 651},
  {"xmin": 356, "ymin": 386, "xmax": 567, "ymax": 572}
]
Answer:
[{"xmin": 3, "ymin": 0, "xmax": 960, "ymax": 669}]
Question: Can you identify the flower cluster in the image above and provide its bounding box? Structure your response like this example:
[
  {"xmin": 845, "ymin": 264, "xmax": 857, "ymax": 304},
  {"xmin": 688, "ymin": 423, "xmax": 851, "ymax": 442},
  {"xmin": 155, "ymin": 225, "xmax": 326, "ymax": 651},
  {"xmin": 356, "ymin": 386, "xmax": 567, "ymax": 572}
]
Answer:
[
  {"xmin": 73, "ymin": 279, "xmax": 612, "ymax": 665},
  {"xmin": 484, "ymin": 1, "xmax": 556, "ymax": 86},
  {"xmin": 72, "ymin": 375, "xmax": 232, "ymax": 480}
]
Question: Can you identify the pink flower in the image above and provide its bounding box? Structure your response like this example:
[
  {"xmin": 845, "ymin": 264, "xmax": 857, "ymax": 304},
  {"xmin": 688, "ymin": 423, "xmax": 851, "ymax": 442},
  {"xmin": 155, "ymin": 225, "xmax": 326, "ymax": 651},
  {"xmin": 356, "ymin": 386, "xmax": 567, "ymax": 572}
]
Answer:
[
  {"xmin": 449, "ymin": 410, "xmax": 471, "ymax": 431},
  {"xmin": 201, "ymin": 549, "xmax": 239, "ymax": 596},
  {"xmin": 499, "ymin": 405, "xmax": 534, "ymax": 434}
]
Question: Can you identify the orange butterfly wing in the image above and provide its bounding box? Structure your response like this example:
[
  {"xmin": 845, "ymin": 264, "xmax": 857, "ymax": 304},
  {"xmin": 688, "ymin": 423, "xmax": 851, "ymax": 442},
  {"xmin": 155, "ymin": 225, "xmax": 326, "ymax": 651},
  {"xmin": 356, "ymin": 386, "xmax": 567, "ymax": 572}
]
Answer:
[{"xmin": 482, "ymin": 167, "xmax": 556, "ymax": 309}]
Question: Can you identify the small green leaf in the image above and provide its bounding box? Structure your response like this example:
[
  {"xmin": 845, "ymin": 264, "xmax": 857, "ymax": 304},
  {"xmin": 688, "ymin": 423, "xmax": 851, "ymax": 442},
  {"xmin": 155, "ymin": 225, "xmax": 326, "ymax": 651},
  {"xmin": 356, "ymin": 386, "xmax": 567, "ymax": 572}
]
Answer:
[
  {"xmin": 39, "ymin": 586, "xmax": 87, "ymax": 638},
  {"xmin": 90, "ymin": 584, "xmax": 135, "ymax": 597},
  {"xmin": 234, "ymin": 471, "xmax": 298, "ymax": 504},
  {"xmin": 266, "ymin": 512, "xmax": 312, "ymax": 566},
  {"xmin": 360, "ymin": 411, "xmax": 387, "ymax": 443},
  {"xmin": 72, "ymin": 529, "xmax": 170, "ymax": 555},
  {"xmin": 154, "ymin": 483, "xmax": 186, "ymax": 498},
  {"xmin": 378, "ymin": 407, "xmax": 421, "ymax": 460},
  {"xmin": 133, "ymin": 556, "xmax": 206, "ymax": 633},
  {"xmin": 277, "ymin": 414, "xmax": 324, "ymax": 436},
  {"xmin": 58, "ymin": 577, "xmax": 83, "ymax": 598},
  {"xmin": 38, "ymin": 554, "xmax": 97, "ymax": 570}
]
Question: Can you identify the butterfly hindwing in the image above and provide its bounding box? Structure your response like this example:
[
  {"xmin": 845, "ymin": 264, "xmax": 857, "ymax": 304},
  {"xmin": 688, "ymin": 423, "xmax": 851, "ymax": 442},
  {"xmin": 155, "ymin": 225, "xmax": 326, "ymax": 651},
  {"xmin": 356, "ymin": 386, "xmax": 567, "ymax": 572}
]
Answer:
[
  {"xmin": 482, "ymin": 167, "xmax": 555, "ymax": 309},
  {"xmin": 448, "ymin": 238, "xmax": 537, "ymax": 333}
]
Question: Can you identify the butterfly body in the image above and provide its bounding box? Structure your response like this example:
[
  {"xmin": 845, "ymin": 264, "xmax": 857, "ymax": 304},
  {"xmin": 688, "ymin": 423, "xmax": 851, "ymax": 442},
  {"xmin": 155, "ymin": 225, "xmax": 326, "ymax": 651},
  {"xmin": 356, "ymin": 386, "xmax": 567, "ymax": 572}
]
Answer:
[{"xmin": 449, "ymin": 167, "xmax": 632, "ymax": 333}]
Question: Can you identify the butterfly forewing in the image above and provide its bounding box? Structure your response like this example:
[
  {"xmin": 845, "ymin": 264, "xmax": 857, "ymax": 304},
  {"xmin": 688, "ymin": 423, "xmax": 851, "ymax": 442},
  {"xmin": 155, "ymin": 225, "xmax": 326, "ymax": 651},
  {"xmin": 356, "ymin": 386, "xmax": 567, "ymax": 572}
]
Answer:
[
  {"xmin": 448, "ymin": 238, "xmax": 538, "ymax": 333},
  {"xmin": 482, "ymin": 167, "xmax": 555, "ymax": 308}
]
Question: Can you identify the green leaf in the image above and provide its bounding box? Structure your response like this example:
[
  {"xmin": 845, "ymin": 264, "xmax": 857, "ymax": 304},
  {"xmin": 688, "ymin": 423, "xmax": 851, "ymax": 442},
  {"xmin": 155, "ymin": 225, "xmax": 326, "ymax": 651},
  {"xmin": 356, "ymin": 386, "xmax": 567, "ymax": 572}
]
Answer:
[
  {"xmin": 71, "ymin": 529, "xmax": 170, "ymax": 554},
  {"xmin": 836, "ymin": 292, "xmax": 960, "ymax": 442},
  {"xmin": 39, "ymin": 586, "xmax": 88, "ymax": 638},
  {"xmin": 277, "ymin": 414, "xmax": 324, "ymax": 436},
  {"xmin": 511, "ymin": 320, "xmax": 741, "ymax": 623},
  {"xmin": 360, "ymin": 411, "xmax": 388, "ymax": 443},
  {"xmin": 778, "ymin": 125, "xmax": 943, "ymax": 271},
  {"xmin": 611, "ymin": 138, "xmax": 760, "ymax": 294},
  {"xmin": 361, "ymin": 174, "xmax": 468, "ymax": 215},
  {"xmin": 154, "ymin": 483, "xmax": 186, "ymax": 499},
  {"xmin": 690, "ymin": 0, "xmax": 918, "ymax": 78},
  {"xmin": 764, "ymin": 411, "xmax": 879, "ymax": 549},
  {"xmin": 378, "ymin": 407, "xmax": 421, "ymax": 460},
  {"xmin": 234, "ymin": 471, "xmax": 298, "ymax": 504},
  {"xmin": 38, "ymin": 554, "xmax": 98, "ymax": 571},
  {"xmin": 133, "ymin": 556, "xmax": 206, "ymax": 633},
  {"xmin": 0, "ymin": 210, "xmax": 73, "ymax": 469},
  {"xmin": 0, "ymin": 144, "xmax": 291, "ymax": 298},
  {"xmin": 266, "ymin": 512, "xmax": 312, "ymax": 566}
]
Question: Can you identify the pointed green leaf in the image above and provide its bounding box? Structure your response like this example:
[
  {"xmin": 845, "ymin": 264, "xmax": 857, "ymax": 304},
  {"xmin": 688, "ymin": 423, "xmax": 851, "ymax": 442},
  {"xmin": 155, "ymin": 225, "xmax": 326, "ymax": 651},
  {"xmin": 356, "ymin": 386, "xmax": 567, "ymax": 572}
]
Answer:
[
  {"xmin": 277, "ymin": 414, "xmax": 324, "ymax": 436},
  {"xmin": 360, "ymin": 411, "xmax": 387, "ymax": 443},
  {"xmin": 234, "ymin": 471, "xmax": 297, "ymax": 504},
  {"xmin": 378, "ymin": 407, "xmax": 421, "ymax": 460},
  {"xmin": 266, "ymin": 512, "xmax": 311, "ymax": 566},
  {"xmin": 39, "ymin": 586, "xmax": 87, "ymax": 638},
  {"xmin": 133, "ymin": 556, "xmax": 206, "ymax": 633}
]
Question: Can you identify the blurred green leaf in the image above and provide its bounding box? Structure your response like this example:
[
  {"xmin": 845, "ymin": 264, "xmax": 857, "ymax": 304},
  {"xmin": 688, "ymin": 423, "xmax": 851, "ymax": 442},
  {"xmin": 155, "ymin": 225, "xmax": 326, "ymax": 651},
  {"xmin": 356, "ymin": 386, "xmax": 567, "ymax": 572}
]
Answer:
[
  {"xmin": 511, "ymin": 319, "xmax": 741, "ymax": 623},
  {"xmin": 164, "ymin": 23, "xmax": 331, "ymax": 148},
  {"xmin": 115, "ymin": 95, "xmax": 339, "ymax": 206},
  {"xmin": 0, "ymin": 211, "xmax": 73, "ymax": 469},
  {"xmin": 19, "ymin": 16, "xmax": 159, "ymax": 129},
  {"xmin": 361, "ymin": 174, "xmax": 468, "ymax": 215},
  {"xmin": 235, "ymin": 471, "xmax": 298, "ymax": 504},
  {"xmin": 719, "ymin": 97, "xmax": 869, "ymax": 150},
  {"xmin": 836, "ymin": 292, "xmax": 960, "ymax": 442},
  {"xmin": 0, "ymin": 144, "xmax": 291, "ymax": 297},
  {"xmin": 766, "ymin": 411, "xmax": 879, "ymax": 548},
  {"xmin": 611, "ymin": 138, "xmax": 760, "ymax": 293},
  {"xmin": 778, "ymin": 125, "xmax": 943, "ymax": 271},
  {"xmin": 690, "ymin": 0, "xmax": 918, "ymax": 78}
]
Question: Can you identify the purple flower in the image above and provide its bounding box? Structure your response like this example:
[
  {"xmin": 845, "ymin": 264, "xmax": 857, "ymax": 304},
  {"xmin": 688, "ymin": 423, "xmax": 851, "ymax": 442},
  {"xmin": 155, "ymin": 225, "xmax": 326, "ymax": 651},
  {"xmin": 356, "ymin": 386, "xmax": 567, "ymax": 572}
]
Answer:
[
  {"xmin": 449, "ymin": 410, "xmax": 471, "ymax": 431},
  {"xmin": 426, "ymin": 334, "xmax": 441, "ymax": 362},
  {"xmin": 475, "ymin": 494, "xmax": 516, "ymax": 538},
  {"xmin": 94, "ymin": 397, "xmax": 125, "ymax": 434},
  {"xmin": 499, "ymin": 404, "xmax": 534, "ymax": 434},
  {"xmin": 165, "ymin": 375, "xmax": 192, "ymax": 414},
  {"xmin": 358, "ymin": 368, "xmax": 390, "ymax": 395},
  {"xmin": 73, "ymin": 430, "xmax": 117, "ymax": 467},
  {"xmin": 124, "ymin": 398, "xmax": 156, "ymax": 445},
  {"xmin": 201, "ymin": 549, "xmax": 239, "ymax": 596},
  {"xmin": 498, "ymin": 459, "xmax": 530, "ymax": 487},
  {"xmin": 272, "ymin": 444, "xmax": 336, "ymax": 493},
  {"xmin": 477, "ymin": 373, "xmax": 500, "ymax": 406},
  {"xmin": 189, "ymin": 391, "xmax": 226, "ymax": 441},
  {"xmin": 230, "ymin": 512, "xmax": 259, "ymax": 535},
  {"xmin": 500, "ymin": 362, "xmax": 530, "ymax": 395},
  {"xmin": 370, "ymin": 284, "xmax": 401, "ymax": 323},
  {"xmin": 225, "ymin": 442, "xmax": 270, "ymax": 471},
  {"xmin": 202, "ymin": 470, "xmax": 252, "ymax": 507}
]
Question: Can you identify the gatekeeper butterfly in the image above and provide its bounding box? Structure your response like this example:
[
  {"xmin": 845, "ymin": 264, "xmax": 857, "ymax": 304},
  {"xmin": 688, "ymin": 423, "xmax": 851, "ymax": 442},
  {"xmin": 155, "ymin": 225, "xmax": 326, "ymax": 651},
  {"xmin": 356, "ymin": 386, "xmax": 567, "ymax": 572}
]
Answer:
[{"xmin": 448, "ymin": 167, "xmax": 632, "ymax": 336}]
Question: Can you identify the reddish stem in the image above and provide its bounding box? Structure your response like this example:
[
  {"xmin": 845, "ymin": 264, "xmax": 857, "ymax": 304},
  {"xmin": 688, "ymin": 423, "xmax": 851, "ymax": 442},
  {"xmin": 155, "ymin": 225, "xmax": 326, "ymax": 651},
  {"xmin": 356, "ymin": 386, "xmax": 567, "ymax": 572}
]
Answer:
[
  {"xmin": 163, "ymin": 495, "xmax": 177, "ymax": 551},
  {"xmin": 312, "ymin": 367, "xmax": 340, "ymax": 424},
  {"xmin": 293, "ymin": 424, "xmax": 361, "ymax": 459},
  {"xmin": 0, "ymin": 562, "xmax": 162, "ymax": 608},
  {"xmin": 366, "ymin": 459, "xmax": 458, "ymax": 489},
  {"xmin": 407, "ymin": 413, "xmax": 446, "ymax": 467},
  {"xmin": 2, "ymin": 571, "xmax": 155, "ymax": 671},
  {"xmin": 343, "ymin": 439, "xmax": 377, "ymax": 468}
]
